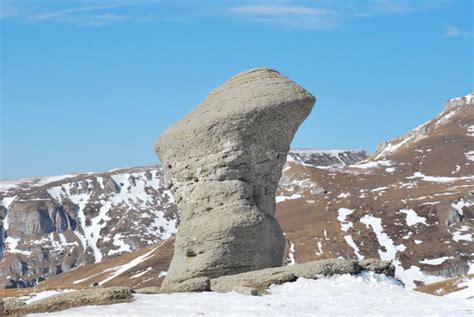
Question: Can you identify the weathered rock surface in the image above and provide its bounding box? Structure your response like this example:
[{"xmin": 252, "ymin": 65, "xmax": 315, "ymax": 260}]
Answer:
[
  {"xmin": 154, "ymin": 67, "xmax": 315, "ymax": 286},
  {"xmin": 210, "ymin": 259, "xmax": 394, "ymax": 295},
  {"xmin": 158, "ymin": 277, "xmax": 211, "ymax": 294},
  {"xmin": 358, "ymin": 259, "xmax": 395, "ymax": 276},
  {"xmin": 7, "ymin": 286, "xmax": 132, "ymax": 315},
  {"xmin": 134, "ymin": 286, "xmax": 162, "ymax": 294},
  {"xmin": 2, "ymin": 297, "xmax": 26, "ymax": 311}
]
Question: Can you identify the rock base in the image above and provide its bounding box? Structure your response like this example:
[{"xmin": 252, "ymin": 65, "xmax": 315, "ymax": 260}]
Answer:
[{"xmin": 156, "ymin": 259, "xmax": 395, "ymax": 296}]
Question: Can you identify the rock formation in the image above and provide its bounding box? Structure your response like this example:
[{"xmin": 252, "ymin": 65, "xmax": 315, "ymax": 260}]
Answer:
[
  {"xmin": 154, "ymin": 67, "xmax": 315, "ymax": 287},
  {"xmin": 6, "ymin": 287, "xmax": 132, "ymax": 315}
]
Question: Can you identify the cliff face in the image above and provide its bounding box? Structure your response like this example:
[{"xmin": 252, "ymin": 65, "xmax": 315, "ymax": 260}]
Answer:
[{"xmin": 0, "ymin": 167, "xmax": 177, "ymax": 288}]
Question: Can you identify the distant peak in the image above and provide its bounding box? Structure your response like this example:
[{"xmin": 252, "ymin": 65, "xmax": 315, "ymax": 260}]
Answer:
[{"xmin": 444, "ymin": 93, "xmax": 473, "ymax": 111}]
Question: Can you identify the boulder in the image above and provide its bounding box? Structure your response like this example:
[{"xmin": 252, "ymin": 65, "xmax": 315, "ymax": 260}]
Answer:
[
  {"xmin": 160, "ymin": 277, "xmax": 210, "ymax": 293},
  {"xmin": 358, "ymin": 259, "xmax": 395, "ymax": 276},
  {"xmin": 211, "ymin": 271, "xmax": 297, "ymax": 295},
  {"xmin": 134, "ymin": 286, "xmax": 162, "ymax": 294},
  {"xmin": 2, "ymin": 297, "xmax": 26, "ymax": 310},
  {"xmin": 210, "ymin": 259, "xmax": 393, "ymax": 295},
  {"xmin": 154, "ymin": 67, "xmax": 315, "ymax": 287},
  {"xmin": 9, "ymin": 287, "xmax": 132, "ymax": 315}
]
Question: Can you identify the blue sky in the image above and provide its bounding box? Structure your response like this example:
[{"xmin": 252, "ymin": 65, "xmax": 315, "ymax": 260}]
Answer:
[{"xmin": 1, "ymin": 0, "xmax": 472, "ymax": 179}]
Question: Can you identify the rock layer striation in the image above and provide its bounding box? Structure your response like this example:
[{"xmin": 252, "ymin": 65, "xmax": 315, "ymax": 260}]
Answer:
[{"xmin": 154, "ymin": 67, "xmax": 315, "ymax": 287}]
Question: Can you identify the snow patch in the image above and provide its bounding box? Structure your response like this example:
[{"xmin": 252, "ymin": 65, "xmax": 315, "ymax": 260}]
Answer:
[
  {"xmin": 360, "ymin": 215, "xmax": 406, "ymax": 261},
  {"xmin": 467, "ymin": 125, "xmax": 474, "ymax": 137},
  {"xmin": 409, "ymin": 172, "xmax": 474, "ymax": 183},
  {"xmin": 99, "ymin": 247, "xmax": 158, "ymax": 286},
  {"xmin": 4, "ymin": 237, "xmax": 32, "ymax": 256},
  {"xmin": 450, "ymin": 226, "xmax": 472, "ymax": 242},
  {"xmin": 337, "ymin": 208, "xmax": 354, "ymax": 232},
  {"xmin": 287, "ymin": 241, "xmax": 296, "ymax": 266},
  {"xmin": 344, "ymin": 235, "xmax": 364, "ymax": 260},
  {"xmin": 465, "ymin": 151, "xmax": 474, "ymax": 162},
  {"xmin": 351, "ymin": 160, "xmax": 393, "ymax": 170},
  {"xmin": 31, "ymin": 273, "xmax": 474, "ymax": 316},
  {"xmin": 23, "ymin": 290, "xmax": 75, "ymax": 304},
  {"xmin": 399, "ymin": 209, "xmax": 427, "ymax": 226},
  {"xmin": 276, "ymin": 193, "xmax": 302, "ymax": 203},
  {"xmin": 419, "ymin": 256, "xmax": 453, "ymax": 265}
]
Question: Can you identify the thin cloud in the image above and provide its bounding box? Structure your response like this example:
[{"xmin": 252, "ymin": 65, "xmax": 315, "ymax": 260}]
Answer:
[
  {"xmin": 31, "ymin": 3, "xmax": 132, "ymax": 21},
  {"xmin": 227, "ymin": 5, "xmax": 338, "ymax": 30},
  {"xmin": 229, "ymin": 5, "xmax": 334, "ymax": 16},
  {"xmin": 442, "ymin": 25, "xmax": 472, "ymax": 38},
  {"xmin": 371, "ymin": 0, "xmax": 449, "ymax": 14},
  {"xmin": 0, "ymin": 3, "xmax": 19, "ymax": 19}
]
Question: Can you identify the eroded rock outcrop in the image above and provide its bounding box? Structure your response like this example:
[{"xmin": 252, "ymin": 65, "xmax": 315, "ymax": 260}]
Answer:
[
  {"xmin": 210, "ymin": 259, "xmax": 395, "ymax": 295},
  {"xmin": 154, "ymin": 67, "xmax": 315, "ymax": 287},
  {"xmin": 7, "ymin": 287, "xmax": 132, "ymax": 315}
]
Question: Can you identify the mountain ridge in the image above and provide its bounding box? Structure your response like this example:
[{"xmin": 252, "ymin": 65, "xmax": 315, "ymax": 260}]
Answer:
[{"xmin": 0, "ymin": 93, "xmax": 472, "ymax": 295}]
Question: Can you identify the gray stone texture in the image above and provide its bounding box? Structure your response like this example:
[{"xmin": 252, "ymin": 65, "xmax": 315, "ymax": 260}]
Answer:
[
  {"xmin": 210, "ymin": 259, "xmax": 394, "ymax": 295},
  {"xmin": 154, "ymin": 68, "xmax": 315, "ymax": 287}
]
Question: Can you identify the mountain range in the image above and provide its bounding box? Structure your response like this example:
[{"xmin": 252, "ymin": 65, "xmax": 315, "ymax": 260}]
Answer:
[{"xmin": 0, "ymin": 93, "xmax": 472, "ymax": 295}]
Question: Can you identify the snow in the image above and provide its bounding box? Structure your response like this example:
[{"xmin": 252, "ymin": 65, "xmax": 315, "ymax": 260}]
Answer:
[
  {"xmin": 350, "ymin": 160, "xmax": 393, "ymax": 169},
  {"xmin": 452, "ymin": 164, "xmax": 462, "ymax": 174},
  {"xmin": 359, "ymin": 215, "xmax": 445, "ymax": 288},
  {"xmin": 448, "ymin": 93, "xmax": 473, "ymax": 104},
  {"xmin": 73, "ymin": 271, "xmax": 106, "ymax": 285},
  {"xmin": 344, "ymin": 235, "xmax": 364, "ymax": 260},
  {"xmin": 43, "ymin": 171, "xmax": 178, "ymax": 263},
  {"xmin": 337, "ymin": 192, "xmax": 350, "ymax": 198},
  {"xmin": 468, "ymin": 125, "xmax": 474, "ymax": 137},
  {"xmin": 108, "ymin": 233, "xmax": 132, "ymax": 256},
  {"xmin": 130, "ymin": 267, "xmax": 153, "ymax": 279},
  {"xmin": 23, "ymin": 290, "xmax": 74, "ymax": 304},
  {"xmin": 315, "ymin": 240, "xmax": 323, "ymax": 256},
  {"xmin": 446, "ymin": 277, "xmax": 474, "ymax": 299},
  {"xmin": 371, "ymin": 186, "xmax": 388, "ymax": 192},
  {"xmin": 276, "ymin": 193, "xmax": 302, "ymax": 203},
  {"xmin": 360, "ymin": 215, "xmax": 406, "ymax": 261},
  {"xmin": 0, "ymin": 182, "xmax": 18, "ymax": 191},
  {"xmin": 1, "ymin": 175, "xmax": 77, "ymax": 190},
  {"xmin": 399, "ymin": 209, "xmax": 427, "ymax": 226},
  {"xmin": 288, "ymin": 149, "xmax": 366, "ymax": 168},
  {"xmin": 1, "ymin": 196, "xmax": 16, "ymax": 210},
  {"xmin": 4, "ymin": 236, "xmax": 32, "ymax": 255},
  {"xmin": 435, "ymin": 108, "xmax": 458, "ymax": 126},
  {"xmin": 385, "ymin": 167, "xmax": 396, "ymax": 173},
  {"xmin": 409, "ymin": 172, "xmax": 474, "ymax": 183},
  {"xmin": 1, "ymin": 196, "xmax": 16, "ymax": 231},
  {"xmin": 451, "ymin": 226, "xmax": 472, "ymax": 242},
  {"xmin": 286, "ymin": 241, "xmax": 296, "ymax": 265},
  {"xmin": 99, "ymin": 246, "xmax": 158, "ymax": 286},
  {"xmin": 337, "ymin": 208, "xmax": 354, "ymax": 232},
  {"xmin": 465, "ymin": 151, "xmax": 474, "ymax": 162},
  {"xmin": 32, "ymin": 273, "xmax": 474, "ymax": 317},
  {"xmin": 64, "ymin": 180, "xmax": 104, "ymax": 262},
  {"xmin": 420, "ymin": 256, "xmax": 453, "ymax": 265},
  {"xmin": 451, "ymin": 199, "xmax": 473, "ymax": 216}
]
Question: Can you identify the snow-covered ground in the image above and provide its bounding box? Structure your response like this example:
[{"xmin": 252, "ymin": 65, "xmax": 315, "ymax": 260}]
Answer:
[{"xmin": 32, "ymin": 273, "xmax": 473, "ymax": 317}]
